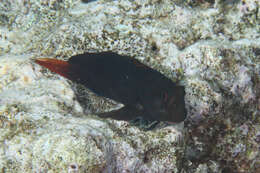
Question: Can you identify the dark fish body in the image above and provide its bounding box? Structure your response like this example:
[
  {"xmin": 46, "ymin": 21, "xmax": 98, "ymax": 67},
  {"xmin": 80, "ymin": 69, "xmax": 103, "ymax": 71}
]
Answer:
[{"xmin": 35, "ymin": 52, "xmax": 186, "ymax": 123}]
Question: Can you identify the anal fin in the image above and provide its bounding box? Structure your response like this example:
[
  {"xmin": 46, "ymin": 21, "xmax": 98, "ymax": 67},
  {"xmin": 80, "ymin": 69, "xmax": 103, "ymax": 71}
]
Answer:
[{"xmin": 97, "ymin": 105, "xmax": 143, "ymax": 121}]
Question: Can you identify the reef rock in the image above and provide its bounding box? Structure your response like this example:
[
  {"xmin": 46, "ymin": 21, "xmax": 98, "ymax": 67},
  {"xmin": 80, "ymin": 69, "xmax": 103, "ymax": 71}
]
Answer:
[{"xmin": 0, "ymin": 0, "xmax": 259, "ymax": 172}]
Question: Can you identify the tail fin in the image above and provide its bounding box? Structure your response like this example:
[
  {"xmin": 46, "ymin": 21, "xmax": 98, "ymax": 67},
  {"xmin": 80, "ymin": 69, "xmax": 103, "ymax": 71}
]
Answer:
[{"xmin": 34, "ymin": 58, "xmax": 73, "ymax": 79}]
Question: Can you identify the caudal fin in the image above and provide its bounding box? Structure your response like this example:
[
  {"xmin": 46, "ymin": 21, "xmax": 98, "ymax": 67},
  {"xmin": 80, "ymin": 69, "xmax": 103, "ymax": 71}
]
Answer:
[{"xmin": 35, "ymin": 58, "xmax": 73, "ymax": 79}]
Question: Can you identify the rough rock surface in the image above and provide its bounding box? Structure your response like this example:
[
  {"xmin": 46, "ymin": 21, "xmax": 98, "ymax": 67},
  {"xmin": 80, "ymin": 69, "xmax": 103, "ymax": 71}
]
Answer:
[{"xmin": 0, "ymin": 0, "xmax": 259, "ymax": 172}]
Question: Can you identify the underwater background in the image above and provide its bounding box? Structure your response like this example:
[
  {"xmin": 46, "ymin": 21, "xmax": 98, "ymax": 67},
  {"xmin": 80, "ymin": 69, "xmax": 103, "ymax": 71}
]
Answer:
[{"xmin": 0, "ymin": 0, "xmax": 259, "ymax": 172}]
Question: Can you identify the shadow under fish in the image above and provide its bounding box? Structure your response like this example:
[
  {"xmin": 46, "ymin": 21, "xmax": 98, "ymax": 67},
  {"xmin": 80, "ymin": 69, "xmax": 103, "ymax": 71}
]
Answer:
[{"xmin": 35, "ymin": 52, "xmax": 187, "ymax": 123}]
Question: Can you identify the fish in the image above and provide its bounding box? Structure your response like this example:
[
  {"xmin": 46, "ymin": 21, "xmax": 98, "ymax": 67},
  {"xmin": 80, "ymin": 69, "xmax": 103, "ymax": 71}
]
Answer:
[{"xmin": 35, "ymin": 52, "xmax": 186, "ymax": 123}]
